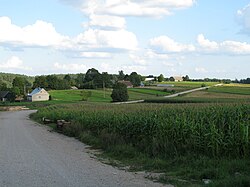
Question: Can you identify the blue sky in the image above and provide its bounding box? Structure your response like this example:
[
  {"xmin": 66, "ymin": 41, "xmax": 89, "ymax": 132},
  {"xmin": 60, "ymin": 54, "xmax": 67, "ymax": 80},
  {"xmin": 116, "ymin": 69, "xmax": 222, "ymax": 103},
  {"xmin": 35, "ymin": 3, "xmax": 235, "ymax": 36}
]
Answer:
[{"xmin": 0, "ymin": 0, "xmax": 250, "ymax": 79}]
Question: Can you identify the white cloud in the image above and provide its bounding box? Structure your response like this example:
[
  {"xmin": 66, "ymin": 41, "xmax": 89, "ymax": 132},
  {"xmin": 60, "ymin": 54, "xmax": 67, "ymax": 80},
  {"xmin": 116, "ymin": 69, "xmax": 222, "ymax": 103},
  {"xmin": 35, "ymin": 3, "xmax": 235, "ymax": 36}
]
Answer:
[
  {"xmin": 145, "ymin": 50, "xmax": 169, "ymax": 60},
  {"xmin": 197, "ymin": 34, "xmax": 219, "ymax": 51},
  {"xmin": 87, "ymin": 14, "xmax": 126, "ymax": 29},
  {"xmin": 0, "ymin": 16, "xmax": 137, "ymax": 57},
  {"xmin": 195, "ymin": 67, "xmax": 207, "ymax": 73},
  {"xmin": 197, "ymin": 34, "xmax": 250, "ymax": 55},
  {"xmin": 0, "ymin": 17, "xmax": 71, "ymax": 49},
  {"xmin": 129, "ymin": 54, "xmax": 148, "ymax": 65},
  {"xmin": 221, "ymin": 40, "xmax": 250, "ymax": 55},
  {"xmin": 62, "ymin": 0, "xmax": 195, "ymax": 18},
  {"xmin": 0, "ymin": 56, "xmax": 32, "ymax": 71},
  {"xmin": 80, "ymin": 52, "xmax": 112, "ymax": 58},
  {"xmin": 149, "ymin": 35, "xmax": 195, "ymax": 53},
  {"xmin": 75, "ymin": 28, "xmax": 138, "ymax": 51},
  {"xmin": 54, "ymin": 62, "xmax": 87, "ymax": 73},
  {"xmin": 237, "ymin": 4, "xmax": 250, "ymax": 35}
]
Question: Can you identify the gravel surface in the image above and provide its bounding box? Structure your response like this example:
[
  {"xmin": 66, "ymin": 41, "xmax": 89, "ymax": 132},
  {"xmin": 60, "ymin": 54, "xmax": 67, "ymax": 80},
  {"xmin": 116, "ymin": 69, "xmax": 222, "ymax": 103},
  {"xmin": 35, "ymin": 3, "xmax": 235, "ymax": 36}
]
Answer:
[{"xmin": 0, "ymin": 110, "xmax": 170, "ymax": 187}]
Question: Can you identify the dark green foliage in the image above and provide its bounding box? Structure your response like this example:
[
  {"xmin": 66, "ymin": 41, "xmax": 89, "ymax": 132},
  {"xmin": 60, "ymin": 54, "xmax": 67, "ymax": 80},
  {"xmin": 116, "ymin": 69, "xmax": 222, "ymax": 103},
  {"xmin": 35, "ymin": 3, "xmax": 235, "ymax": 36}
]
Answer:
[
  {"xmin": 0, "ymin": 72, "xmax": 34, "ymax": 88},
  {"xmin": 158, "ymin": 74, "xmax": 164, "ymax": 82},
  {"xmin": 182, "ymin": 75, "xmax": 190, "ymax": 81},
  {"xmin": 111, "ymin": 82, "xmax": 129, "ymax": 102},
  {"xmin": 169, "ymin": 76, "xmax": 175, "ymax": 81},
  {"xmin": 75, "ymin": 73, "xmax": 85, "ymax": 88},
  {"xmin": 12, "ymin": 77, "xmax": 26, "ymax": 95},
  {"xmin": 0, "ymin": 81, "xmax": 7, "ymax": 91},
  {"xmin": 129, "ymin": 72, "xmax": 141, "ymax": 87},
  {"xmin": 33, "ymin": 76, "xmax": 48, "ymax": 89},
  {"xmin": 84, "ymin": 68, "xmax": 100, "ymax": 83},
  {"xmin": 118, "ymin": 70, "xmax": 125, "ymax": 81}
]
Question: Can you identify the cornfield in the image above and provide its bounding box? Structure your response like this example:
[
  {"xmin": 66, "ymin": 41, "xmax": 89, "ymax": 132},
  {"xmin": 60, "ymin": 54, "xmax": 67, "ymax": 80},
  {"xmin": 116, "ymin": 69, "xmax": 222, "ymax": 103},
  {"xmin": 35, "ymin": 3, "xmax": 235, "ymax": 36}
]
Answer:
[{"xmin": 33, "ymin": 102, "xmax": 250, "ymax": 158}]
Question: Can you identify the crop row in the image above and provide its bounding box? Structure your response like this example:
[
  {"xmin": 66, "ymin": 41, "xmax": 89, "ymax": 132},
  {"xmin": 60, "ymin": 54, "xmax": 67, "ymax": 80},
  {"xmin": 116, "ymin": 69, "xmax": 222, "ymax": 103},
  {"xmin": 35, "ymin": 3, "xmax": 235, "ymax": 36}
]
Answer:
[{"xmin": 33, "ymin": 102, "xmax": 250, "ymax": 158}]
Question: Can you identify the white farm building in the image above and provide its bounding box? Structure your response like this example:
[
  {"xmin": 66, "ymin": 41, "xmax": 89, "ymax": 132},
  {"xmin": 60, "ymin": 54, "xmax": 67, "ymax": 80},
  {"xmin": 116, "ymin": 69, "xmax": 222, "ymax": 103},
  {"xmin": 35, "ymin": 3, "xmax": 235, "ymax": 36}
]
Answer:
[{"xmin": 27, "ymin": 88, "xmax": 49, "ymax": 102}]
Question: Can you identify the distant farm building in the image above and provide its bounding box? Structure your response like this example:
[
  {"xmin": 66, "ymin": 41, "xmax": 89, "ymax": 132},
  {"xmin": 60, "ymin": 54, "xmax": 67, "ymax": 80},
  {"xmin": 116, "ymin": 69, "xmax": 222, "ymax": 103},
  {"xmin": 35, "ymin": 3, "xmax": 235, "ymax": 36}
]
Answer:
[
  {"xmin": 118, "ymin": 81, "xmax": 133, "ymax": 88},
  {"xmin": 0, "ymin": 91, "xmax": 12, "ymax": 102},
  {"xmin": 71, "ymin": 86, "xmax": 78, "ymax": 90},
  {"xmin": 145, "ymin": 75, "xmax": 155, "ymax": 81},
  {"xmin": 173, "ymin": 76, "xmax": 183, "ymax": 82},
  {"xmin": 27, "ymin": 88, "xmax": 49, "ymax": 102}
]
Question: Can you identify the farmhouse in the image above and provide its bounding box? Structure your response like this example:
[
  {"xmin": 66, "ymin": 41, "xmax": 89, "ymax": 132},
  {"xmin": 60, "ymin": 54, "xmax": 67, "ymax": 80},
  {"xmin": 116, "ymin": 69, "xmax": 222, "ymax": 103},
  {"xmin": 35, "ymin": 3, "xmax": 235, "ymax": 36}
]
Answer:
[
  {"xmin": 173, "ymin": 76, "xmax": 183, "ymax": 82},
  {"xmin": 145, "ymin": 75, "xmax": 155, "ymax": 81},
  {"xmin": 27, "ymin": 88, "xmax": 49, "ymax": 102},
  {"xmin": 118, "ymin": 81, "xmax": 133, "ymax": 88},
  {"xmin": 0, "ymin": 91, "xmax": 12, "ymax": 102}
]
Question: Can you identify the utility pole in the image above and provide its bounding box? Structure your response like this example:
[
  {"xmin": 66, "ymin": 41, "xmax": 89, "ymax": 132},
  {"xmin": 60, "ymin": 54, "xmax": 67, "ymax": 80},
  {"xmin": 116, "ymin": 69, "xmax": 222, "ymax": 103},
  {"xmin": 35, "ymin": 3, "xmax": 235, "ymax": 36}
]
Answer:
[{"xmin": 103, "ymin": 81, "xmax": 105, "ymax": 98}]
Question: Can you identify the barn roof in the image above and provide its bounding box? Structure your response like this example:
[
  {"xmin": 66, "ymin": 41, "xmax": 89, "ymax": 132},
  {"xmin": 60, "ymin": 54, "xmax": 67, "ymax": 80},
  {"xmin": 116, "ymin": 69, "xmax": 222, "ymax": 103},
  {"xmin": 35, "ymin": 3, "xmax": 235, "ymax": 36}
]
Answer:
[{"xmin": 28, "ymin": 88, "xmax": 47, "ymax": 96}]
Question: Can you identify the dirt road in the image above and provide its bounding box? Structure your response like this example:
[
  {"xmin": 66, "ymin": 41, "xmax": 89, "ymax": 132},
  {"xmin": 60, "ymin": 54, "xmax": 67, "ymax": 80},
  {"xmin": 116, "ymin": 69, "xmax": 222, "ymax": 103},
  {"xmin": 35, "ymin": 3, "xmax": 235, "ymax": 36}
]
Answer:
[{"xmin": 0, "ymin": 110, "xmax": 169, "ymax": 187}]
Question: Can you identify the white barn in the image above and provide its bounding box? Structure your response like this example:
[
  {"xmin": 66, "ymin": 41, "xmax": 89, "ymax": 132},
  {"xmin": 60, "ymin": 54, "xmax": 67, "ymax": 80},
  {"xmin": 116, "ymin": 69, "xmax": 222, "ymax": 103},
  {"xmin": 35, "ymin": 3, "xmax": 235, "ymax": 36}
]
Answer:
[{"xmin": 27, "ymin": 88, "xmax": 49, "ymax": 102}]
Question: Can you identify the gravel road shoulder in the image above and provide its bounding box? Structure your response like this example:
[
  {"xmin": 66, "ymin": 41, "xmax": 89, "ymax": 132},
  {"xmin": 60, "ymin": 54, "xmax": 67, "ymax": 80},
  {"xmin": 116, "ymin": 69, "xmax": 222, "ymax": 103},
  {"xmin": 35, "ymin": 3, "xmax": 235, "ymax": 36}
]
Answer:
[{"xmin": 0, "ymin": 110, "xmax": 171, "ymax": 187}]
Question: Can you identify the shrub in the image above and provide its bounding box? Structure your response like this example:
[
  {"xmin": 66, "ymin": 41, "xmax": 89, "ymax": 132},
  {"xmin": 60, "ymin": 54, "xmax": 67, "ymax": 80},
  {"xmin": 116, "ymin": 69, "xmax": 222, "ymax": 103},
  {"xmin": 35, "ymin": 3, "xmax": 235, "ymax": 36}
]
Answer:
[{"xmin": 111, "ymin": 82, "xmax": 129, "ymax": 102}]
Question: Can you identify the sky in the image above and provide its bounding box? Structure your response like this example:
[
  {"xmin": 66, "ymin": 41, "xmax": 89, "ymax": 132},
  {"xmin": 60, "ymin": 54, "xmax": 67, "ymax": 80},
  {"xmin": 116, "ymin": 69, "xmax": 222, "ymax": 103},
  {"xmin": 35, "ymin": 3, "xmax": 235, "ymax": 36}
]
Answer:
[{"xmin": 0, "ymin": 0, "xmax": 250, "ymax": 79}]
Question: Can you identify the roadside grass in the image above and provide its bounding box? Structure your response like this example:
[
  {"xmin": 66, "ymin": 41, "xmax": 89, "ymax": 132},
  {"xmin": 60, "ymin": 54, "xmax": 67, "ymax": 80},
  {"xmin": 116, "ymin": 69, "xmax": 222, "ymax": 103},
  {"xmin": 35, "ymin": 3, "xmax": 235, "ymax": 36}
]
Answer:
[{"xmin": 31, "ymin": 102, "xmax": 250, "ymax": 186}]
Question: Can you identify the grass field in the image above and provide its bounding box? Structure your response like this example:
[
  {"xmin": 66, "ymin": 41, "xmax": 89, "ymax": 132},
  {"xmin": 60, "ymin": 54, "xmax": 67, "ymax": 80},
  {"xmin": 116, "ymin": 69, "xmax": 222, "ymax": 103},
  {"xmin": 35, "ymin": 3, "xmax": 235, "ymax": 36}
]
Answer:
[
  {"xmin": 48, "ymin": 88, "xmax": 171, "ymax": 103},
  {"xmin": 207, "ymin": 86, "xmax": 250, "ymax": 95}
]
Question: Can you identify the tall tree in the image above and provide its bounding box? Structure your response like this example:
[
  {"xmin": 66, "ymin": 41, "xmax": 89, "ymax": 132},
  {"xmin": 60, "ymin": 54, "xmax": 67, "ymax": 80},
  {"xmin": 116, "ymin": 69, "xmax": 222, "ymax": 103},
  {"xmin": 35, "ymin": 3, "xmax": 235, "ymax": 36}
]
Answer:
[
  {"xmin": 169, "ymin": 77, "xmax": 175, "ymax": 82},
  {"xmin": 12, "ymin": 77, "xmax": 25, "ymax": 95},
  {"xmin": 118, "ymin": 70, "xmax": 125, "ymax": 80},
  {"xmin": 111, "ymin": 82, "xmax": 129, "ymax": 102},
  {"xmin": 33, "ymin": 76, "xmax": 48, "ymax": 89},
  {"xmin": 0, "ymin": 81, "xmax": 7, "ymax": 91},
  {"xmin": 182, "ymin": 75, "xmax": 190, "ymax": 81},
  {"xmin": 129, "ymin": 72, "xmax": 141, "ymax": 87},
  {"xmin": 158, "ymin": 74, "xmax": 164, "ymax": 82},
  {"xmin": 84, "ymin": 68, "xmax": 100, "ymax": 83},
  {"xmin": 75, "ymin": 73, "xmax": 85, "ymax": 88}
]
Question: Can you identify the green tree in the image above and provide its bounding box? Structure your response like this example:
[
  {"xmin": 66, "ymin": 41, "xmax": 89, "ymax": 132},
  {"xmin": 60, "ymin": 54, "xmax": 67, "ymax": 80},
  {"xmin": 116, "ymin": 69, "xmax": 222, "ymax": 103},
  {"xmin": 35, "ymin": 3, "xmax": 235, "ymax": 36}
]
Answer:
[
  {"xmin": 111, "ymin": 82, "xmax": 129, "ymax": 102},
  {"xmin": 12, "ymin": 77, "xmax": 25, "ymax": 95},
  {"xmin": 124, "ymin": 74, "xmax": 129, "ymax": 81},
  {"xmin": 129, "ymin": 72, "xmax": 141, "ymax": 87},
  {"xmin": 0, "ymin": 81, "xmax": 7, "ymax": 91},
  {"xmin": 84, "ymin": 68, "xmax": 100, "ymax": 83},
  {"xmin": 158, "ymin": 74, "xmax": 164, "ymax": 82},
  {"xmin": 75, "ymin": 73, "xmax": 85, "ymax": 88},
  {"xmin": 63, "ymin": 74, "xmax": 76, "ymax": 86},
  {"xmin": 118, "ymin": 70, "xmax": 125, "ymax": 80},
  {"xmin": 183, "ymin": 75, "xmax": 190, "ymax": 81},
  {"xmin": 169, "ymin": 77, "xmax": 175, "ymax": 82},
  {"xmin": 63, "ymin": 74, "xmax": 71, "ymax": 82},
  {"xmin": 33, "ymin": 76, "xmax": 48, "ymax": 89},
  {"xmin": 10, "ymin": 87, "xmax": 20, "ymax": 97},
  {"xmin": 46, "ymin": 75, "xmax": 59, "ymax": 90}
]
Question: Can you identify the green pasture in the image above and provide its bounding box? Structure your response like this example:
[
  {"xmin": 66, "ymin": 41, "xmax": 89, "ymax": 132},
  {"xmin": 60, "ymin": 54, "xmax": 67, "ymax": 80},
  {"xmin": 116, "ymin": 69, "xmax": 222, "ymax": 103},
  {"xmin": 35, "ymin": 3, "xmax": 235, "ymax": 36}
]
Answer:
[
  {"xmin": 207, "ymin": 86, "xmax": 250, "ymax": 95},
  {"xmin": 49, "ymin": 88, "xmax": 172, "ymax": 103}
]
